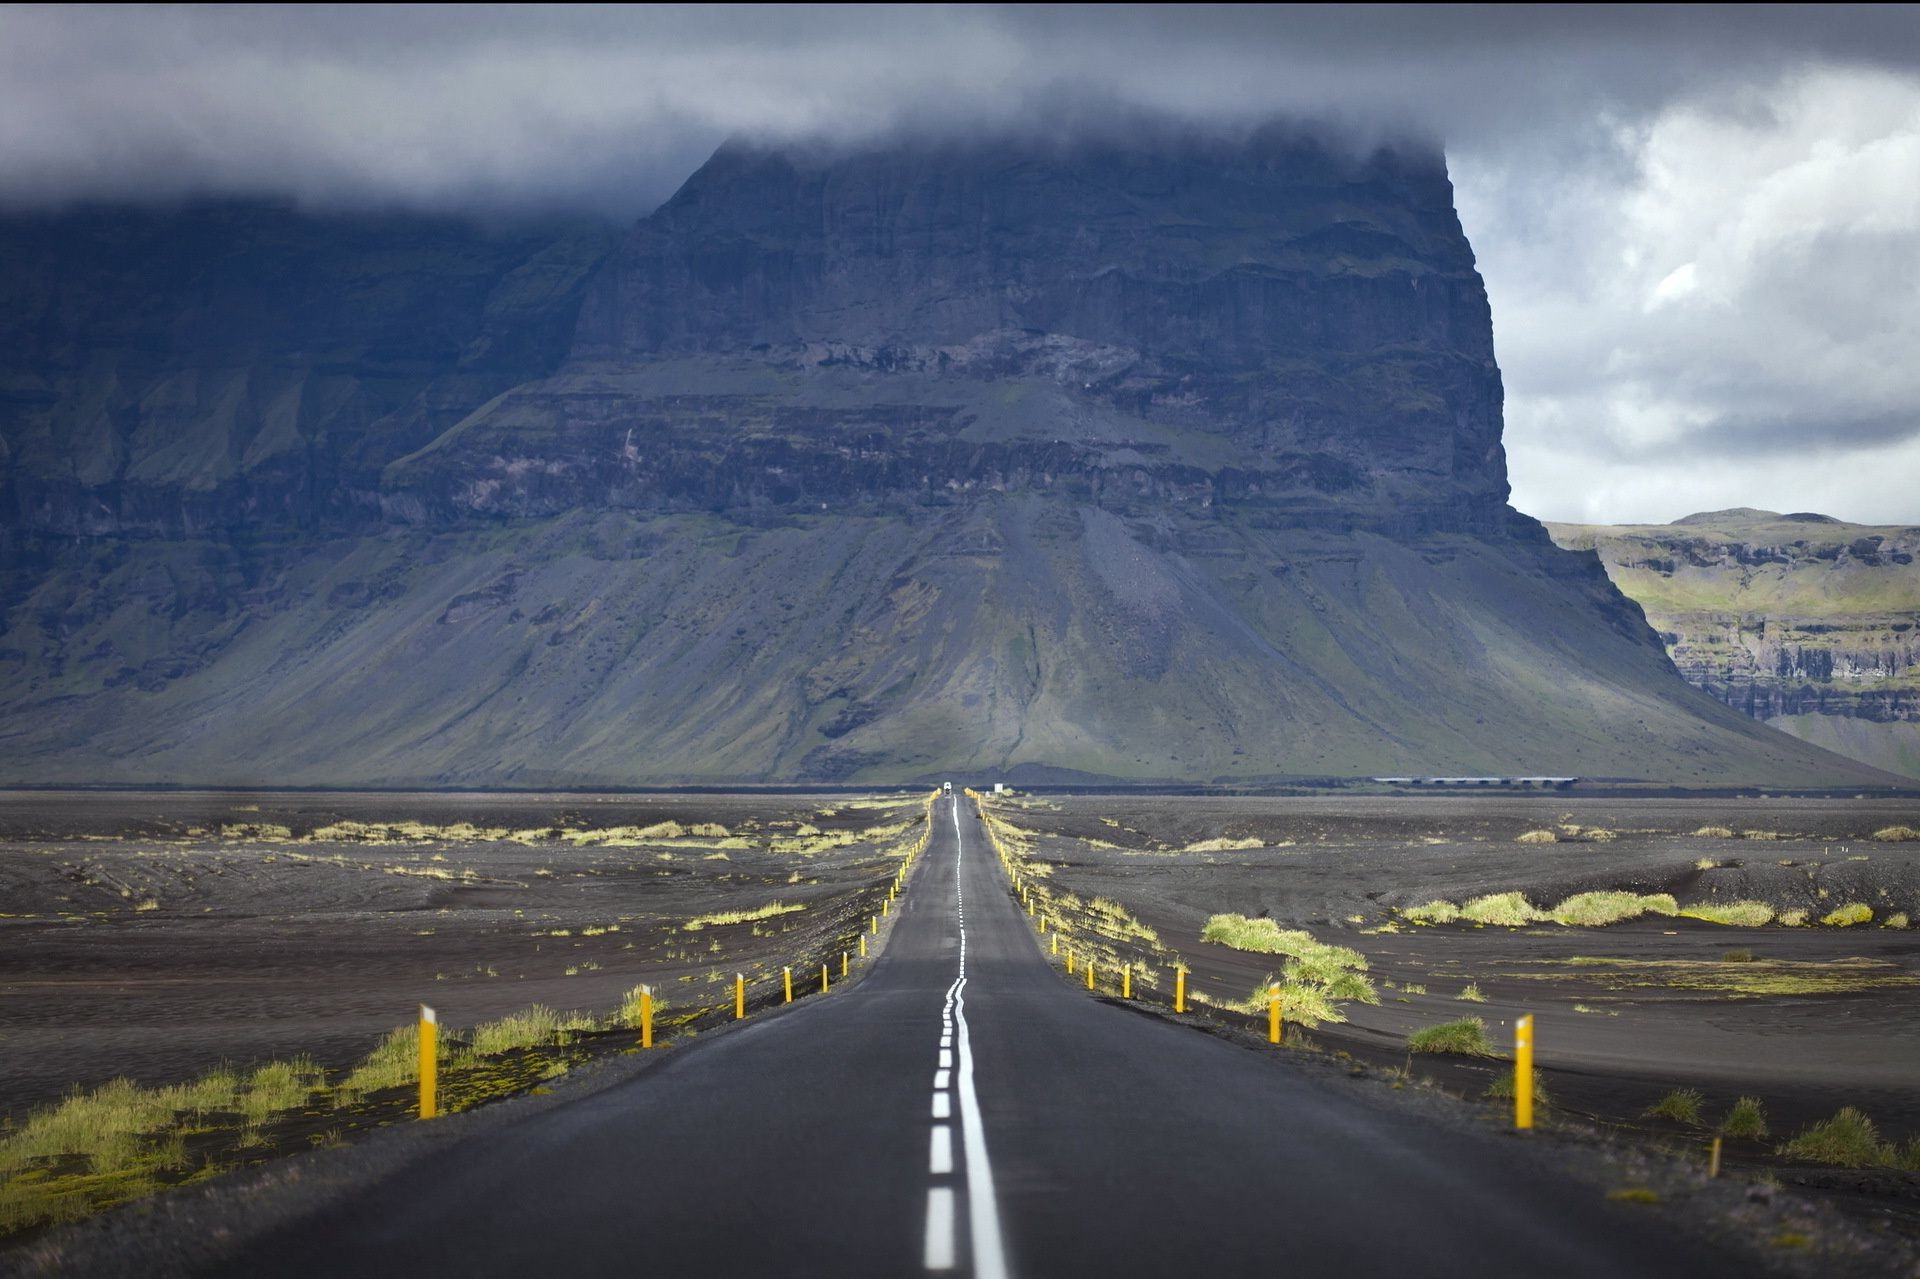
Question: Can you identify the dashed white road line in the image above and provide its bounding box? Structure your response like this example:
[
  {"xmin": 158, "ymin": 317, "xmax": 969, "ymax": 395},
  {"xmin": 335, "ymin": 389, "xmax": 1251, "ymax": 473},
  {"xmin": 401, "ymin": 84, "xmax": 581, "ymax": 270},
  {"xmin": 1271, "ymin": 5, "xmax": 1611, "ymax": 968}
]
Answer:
[
  {"xmin": 920, "ymin": 792, "xmax": 1013, "ymax": 1278},
  {"xmin": 924, "ymin": 1187, "xmax": 957, "ymax": 1270}
]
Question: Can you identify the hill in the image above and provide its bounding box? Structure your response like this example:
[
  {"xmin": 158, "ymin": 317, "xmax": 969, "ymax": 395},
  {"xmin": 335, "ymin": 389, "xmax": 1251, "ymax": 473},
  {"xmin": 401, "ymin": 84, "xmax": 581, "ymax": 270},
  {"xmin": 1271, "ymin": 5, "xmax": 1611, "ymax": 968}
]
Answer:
[
  {"xmin": 1548, "ymin": 512, "xmax": 1920, "ymax": 779},
  {"xmin": 0, "ymin": 131, "xmax": 1897, "ymax": 787}
]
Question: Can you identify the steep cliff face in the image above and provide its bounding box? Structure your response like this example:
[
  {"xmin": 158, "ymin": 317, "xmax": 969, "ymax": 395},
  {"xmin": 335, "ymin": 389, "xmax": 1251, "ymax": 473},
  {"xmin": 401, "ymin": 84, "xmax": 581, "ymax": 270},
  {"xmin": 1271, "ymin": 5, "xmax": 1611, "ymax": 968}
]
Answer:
[
  {"xmin": 394, "ymin": 130, "xmax": 1509, "ymax": 536},
  {"xmin": 0, "ymin": 133, "xmax": 1895, "ymax": 787},
  {"xmin": 1549, "ymin": 511, "xmax": 1920, "ymax": 779},
  {"xmin": 0, "ymin": 202, "xmax": 614, "ymax": 538}
]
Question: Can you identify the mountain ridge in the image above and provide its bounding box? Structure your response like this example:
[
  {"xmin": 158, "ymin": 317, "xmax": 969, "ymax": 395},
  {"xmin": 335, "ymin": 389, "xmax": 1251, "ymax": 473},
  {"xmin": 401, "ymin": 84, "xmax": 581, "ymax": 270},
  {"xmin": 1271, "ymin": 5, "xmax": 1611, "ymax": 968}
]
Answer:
[{"xmin": 0, "ymin": 131, "xmax": 1900, "ymax": 788}]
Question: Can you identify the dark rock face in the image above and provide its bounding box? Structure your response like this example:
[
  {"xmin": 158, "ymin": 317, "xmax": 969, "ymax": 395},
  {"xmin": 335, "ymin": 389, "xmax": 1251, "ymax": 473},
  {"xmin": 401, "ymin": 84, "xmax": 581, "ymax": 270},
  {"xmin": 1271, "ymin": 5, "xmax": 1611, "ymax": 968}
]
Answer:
[
  {"xmin": 0, "ymin": 133, "xmax": 1893, "ymax": 787},
  {"xmin": 0, "ymin": 202, "xmax": 614, "ymax": 538},
  {"xmin": 545, "ymin": 130, "xmax": 1507, "ymax": 533},
  {"xmin": 1549, "ymin": 513, "xmax": 1920, "ymax": 779}
]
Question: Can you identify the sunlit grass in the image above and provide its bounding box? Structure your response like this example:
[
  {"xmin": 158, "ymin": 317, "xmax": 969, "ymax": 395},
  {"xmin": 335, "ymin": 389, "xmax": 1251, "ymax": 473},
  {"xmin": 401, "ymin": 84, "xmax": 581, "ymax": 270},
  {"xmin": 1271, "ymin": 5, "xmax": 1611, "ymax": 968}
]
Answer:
[
  {"xmin": 1459, "ymin": 892, "xmax": 1542, "ymax": 926},
  {"xmin": 683, "ymin": 900, "xmax": 806, "ymax": 930},
  {"xmin": 1406, "ymin": 1017, "xmax": 1495, "ymax": 1057},
  {"xmin": 1549, "ymin": 892, "xmax": 1677, "ymax": 927},
  {"xmin": 1678, "ymin": 900, "xmax": 1775, "ymax": 927}
]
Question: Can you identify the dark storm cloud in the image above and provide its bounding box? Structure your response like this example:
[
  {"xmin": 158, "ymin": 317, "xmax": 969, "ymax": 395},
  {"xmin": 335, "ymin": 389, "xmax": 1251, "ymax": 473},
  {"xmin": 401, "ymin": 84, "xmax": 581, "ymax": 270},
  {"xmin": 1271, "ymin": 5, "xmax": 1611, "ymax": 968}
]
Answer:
[
  {"xmin": 2, "ymin": 4, "xmax": 1918, "ymax": 522},
  {"xmin": 3, "ymin": 4, "xmax": 1917, "ymax": 215}
]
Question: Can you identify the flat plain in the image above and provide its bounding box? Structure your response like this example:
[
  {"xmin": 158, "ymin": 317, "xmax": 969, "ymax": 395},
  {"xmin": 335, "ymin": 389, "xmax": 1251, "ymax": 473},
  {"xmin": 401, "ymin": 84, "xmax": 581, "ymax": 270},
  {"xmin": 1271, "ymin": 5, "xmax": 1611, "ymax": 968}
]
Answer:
[
  {"xmin": 4, "ymin": 788, "xmax": 1919, "ymax": 1250},
  {"xmin": 0, "ymin": 790, "xmax": 924, "ymax": 1115},
  {"xmin": 980, "ymin": 792, "xmax": 1920, "ymax": 1232}
]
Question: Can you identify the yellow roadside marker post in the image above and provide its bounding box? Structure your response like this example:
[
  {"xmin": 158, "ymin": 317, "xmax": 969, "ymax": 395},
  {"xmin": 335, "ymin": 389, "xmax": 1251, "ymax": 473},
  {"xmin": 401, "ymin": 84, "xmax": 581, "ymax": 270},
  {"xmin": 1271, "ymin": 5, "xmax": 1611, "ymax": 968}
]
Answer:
[
  {"xmin": 1175, "ymin": 967, "xmax": 1187, "ymax": 1014},
  {"xmin": 841, "ymin": 951, "xmax": 849, "ymax": 978},
  {"xmin": 1709, "ymin": 1137, "xmax": 1722, "ymax": 1178},
  {"xmin": 1086, "ymin": 961, "xmax": 1095, "ymax": 991},
  {"xmin": 1038, "ymin": 917, "xmax": 1047, "ymax": 933},
  {"xmin": 821, "ymin": 964, "xmax": 830, "ymax": 994},
  {"xmin": 1066, "ymin": 951, "xmax": 1075, "ymax": 976},
  {"xmin": 1050, "ymin": 934, "xmax": 1058, "ymax": 956},
  {"xmin": 859, "ymin": 934, "xmax": 868, "ymax": 958},
  {"xmin": 1122, "ymin": 964, "xmax": 1132, "ymax": 999},
  {"xmin": 1268, "ymin": 985, "xmax": 1282, "ymax": 1045},
  {"xmin": 784, "ymin": 967, "xmax": 793, "ymax": 1003},
  {"xmin": 639, "ymin": 985, "xmax": 654, "ymax": 1049},
  {"xmin": 1515, "ymin": 1014, "xmax": 1535, "ymax": 1130},
  {"xmin": 871, "ymin": 914, "xmax": 879, "ymax": 935},
  {"xmin": 735, "ymin": 973, "xmax": 746, "ymax": 1019},
  {"xmin": 418, "ymin": 1004, "xmax": 437, "ymax": 1120}
]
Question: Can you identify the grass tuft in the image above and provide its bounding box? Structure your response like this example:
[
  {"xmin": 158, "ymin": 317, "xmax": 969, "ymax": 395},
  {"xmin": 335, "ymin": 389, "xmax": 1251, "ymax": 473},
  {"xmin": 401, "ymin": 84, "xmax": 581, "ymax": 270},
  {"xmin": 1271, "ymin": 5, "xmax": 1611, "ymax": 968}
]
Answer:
[
  {"xmin": 1402, "ymin": 900, "xmax": 1460, "ymax": 924},
  {"xmin": 1645, "ymin": 1087, "xmax": 1705, "ymax": 1125},
  {"xmin": 1211, "ymin": 916, "xmax": 1376, "ymax": 1027},
  {"xmin": 1820, "ymin": 902, "xmax": 1872, "ymax": 927},
  {"xmin": 1457, "ymin": 982, "xmax": 1487, "ymax": 1003},
  {"xmin": 1406, "ymin": 1017, "xmax": 1496, "ymax": 1057},
  {"xmin": 1515, "ymin": 829, "xmax": 1558, "ymax": 844},
  {"xmin": 683, "ymin": 900, "xmax": 806, "ymax": 930},
  {"xmin": 1678, "ymin": 900, "xmax": 1775, "ymax": 927},
  {"xmin": 1693, "ymin": 826, "xmax": 1735, "ymax": 838},
  {"xmin": 470, "ymin": 1006, "xmax": 598, "ymax": 1057},
  {"xmin": 1459, "ymin": 892, "xmax": 1542, "ymax": 926},
  {"xmin": 1549, "ymin": 892, "xmax": 1678, "ymax": 927},
  {"xmin": 1870, "ymin": 825, "xmax": 1918, "ymax": 842},
  {"xmin": 1778, "ymin": 1107, "xmax": 1895, "ymax": 1168},
  {"xmin": 1484, "ymin": 1066, "xmax": 1550, "ymax": 1109},
  {"xmin": 1884, "ymin": 912, "xmax": 1910, "ymax": 930},
  {"xmin": 1720, "ymin": 1096, "xmax": 1769, "ymax": 1140}
]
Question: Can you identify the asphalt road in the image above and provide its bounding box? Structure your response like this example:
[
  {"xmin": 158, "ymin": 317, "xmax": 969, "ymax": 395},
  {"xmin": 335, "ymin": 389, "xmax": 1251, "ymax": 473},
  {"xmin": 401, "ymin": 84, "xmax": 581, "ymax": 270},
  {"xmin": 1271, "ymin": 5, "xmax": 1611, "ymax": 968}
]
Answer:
[{"xmin": 219, "ymin": 794, "xmax": 1750, "ymax": 1277}]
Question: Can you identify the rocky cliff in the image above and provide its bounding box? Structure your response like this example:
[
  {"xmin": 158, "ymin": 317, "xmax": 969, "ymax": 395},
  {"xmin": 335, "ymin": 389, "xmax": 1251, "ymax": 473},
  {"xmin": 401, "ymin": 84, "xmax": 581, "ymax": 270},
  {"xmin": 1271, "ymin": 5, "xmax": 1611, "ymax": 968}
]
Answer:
[
  {"xmin": 1548, "ymin": 511, "xmax": 1920, "ymax": 779},
  {"xmin": 0, "ymin": 131, "xmax": 1897, "ymax": 787}
]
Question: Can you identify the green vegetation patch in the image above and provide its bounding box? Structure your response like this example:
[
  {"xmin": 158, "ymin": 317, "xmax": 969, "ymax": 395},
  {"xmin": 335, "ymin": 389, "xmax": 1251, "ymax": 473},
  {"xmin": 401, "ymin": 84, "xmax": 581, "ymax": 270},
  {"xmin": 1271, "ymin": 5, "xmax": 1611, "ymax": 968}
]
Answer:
[
  {"xmin": 1778, "ymin": 1107, "xmax": 1900, "ymax": 1169},
  {"xmin": 1819, "ymin": 902, "xmax": 1873, "ymax": 927},
  {"xmin": 1459, "ymin": 892, "xmax": 1545, "ymax": 926},
  {"xmin": 1645, "ymin": 1087, "xmax": 1705, "ymax": 1125},
  {"xmin": 1720, "ymin": 1096, "xmax": 1769, "ymax": 1140},
  {"xmin": 1406, "ymin": 1017, "xmax": 1496, "ymax": 1057},
  {"xmin": 1871, "ymin": 825, "xmax": 1918, "ymax": 842},
  {"xmin": 683, "ymin": 900, "xmax": 806, "ymax": 930},
  {"xmin": 1550, "ymin": 956, "xmax": 1918, "ymax": 997},
  {"xmin": 1208, "ymin": 915, "xmax": 1377, "ymax": 1028},
  {"xmin": 1549, "ymin": 892, "xmax": 1678, "ymax": 927},
  {"xmin": 1677, "ymin": 900, "xmax": 1775, "ymax": 927},
  {"xmin": 1401, "ymin": 900, "xmax": 1460, "ymax": 924},
  {"xmin": 1484, "ymin": 1066, "xmax": 1550, "ymax": 1109}
]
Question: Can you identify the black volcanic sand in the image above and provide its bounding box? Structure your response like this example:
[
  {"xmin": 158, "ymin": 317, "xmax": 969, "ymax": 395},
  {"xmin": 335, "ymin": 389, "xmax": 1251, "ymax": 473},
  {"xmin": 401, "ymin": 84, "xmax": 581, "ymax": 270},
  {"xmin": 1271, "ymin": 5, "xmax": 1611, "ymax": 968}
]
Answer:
[
  {"xmin": 989, "ymin": 794, "xmax": 1920, "ymax": 1227},
  {"xmin": 0, "ymin": 790, "xmax": 927, "ymax": 1119}
]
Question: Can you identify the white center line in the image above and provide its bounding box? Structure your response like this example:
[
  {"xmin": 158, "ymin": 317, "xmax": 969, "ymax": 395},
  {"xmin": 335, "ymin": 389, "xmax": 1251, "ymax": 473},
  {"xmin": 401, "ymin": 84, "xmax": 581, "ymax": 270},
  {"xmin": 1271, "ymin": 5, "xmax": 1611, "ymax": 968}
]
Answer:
[
  {"xmin": 929, "ymin": 1124, "xmax": 954, "ymax": 1174},
  {"xmin": 932, "ymin": 1092, "xmax": 951, "ymax": 1119},
  {"xmin": 938, "ymin": 1048, "xmax": 953, "ymax": 1069},
  {"xmin": 924, "ymin": 1187, "xmax": 957, "ymax": 1270},
  {"xmin": 948, "ymin": 795, "xmax": 1012, "ymax": 1279},
  {"xmin": 933, "ymin": 1069, "xmax": 951, "ymax": 1090}
]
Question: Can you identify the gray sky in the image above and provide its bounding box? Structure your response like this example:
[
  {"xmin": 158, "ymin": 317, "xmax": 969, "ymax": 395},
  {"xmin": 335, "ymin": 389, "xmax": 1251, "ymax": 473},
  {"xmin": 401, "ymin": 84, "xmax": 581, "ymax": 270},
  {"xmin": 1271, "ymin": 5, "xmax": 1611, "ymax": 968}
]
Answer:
[{"xmin": 4, "ymin": 4, "xmax": 1919, "ymax": 525}]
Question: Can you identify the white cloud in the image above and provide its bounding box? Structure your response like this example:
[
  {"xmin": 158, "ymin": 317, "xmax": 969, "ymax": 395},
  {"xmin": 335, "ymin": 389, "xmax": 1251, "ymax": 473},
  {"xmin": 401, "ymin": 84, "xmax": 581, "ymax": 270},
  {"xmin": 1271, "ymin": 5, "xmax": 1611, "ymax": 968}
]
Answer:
[{"xmin": 1458, "ymin": 66, "xmax": 1920, "ymax": 525}]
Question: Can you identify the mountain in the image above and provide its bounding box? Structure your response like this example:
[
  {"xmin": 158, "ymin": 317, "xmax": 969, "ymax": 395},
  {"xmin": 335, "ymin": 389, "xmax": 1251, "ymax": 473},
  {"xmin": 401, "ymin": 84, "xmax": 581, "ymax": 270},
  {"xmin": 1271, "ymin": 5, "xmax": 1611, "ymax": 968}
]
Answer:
[
  {"xmin": 0, "ymin": 129, "xmax": 1898, "ymax": 788},
  {"xmin": 1548, "ymin": 511, "xmax": 1920, "ymax": 780}
]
